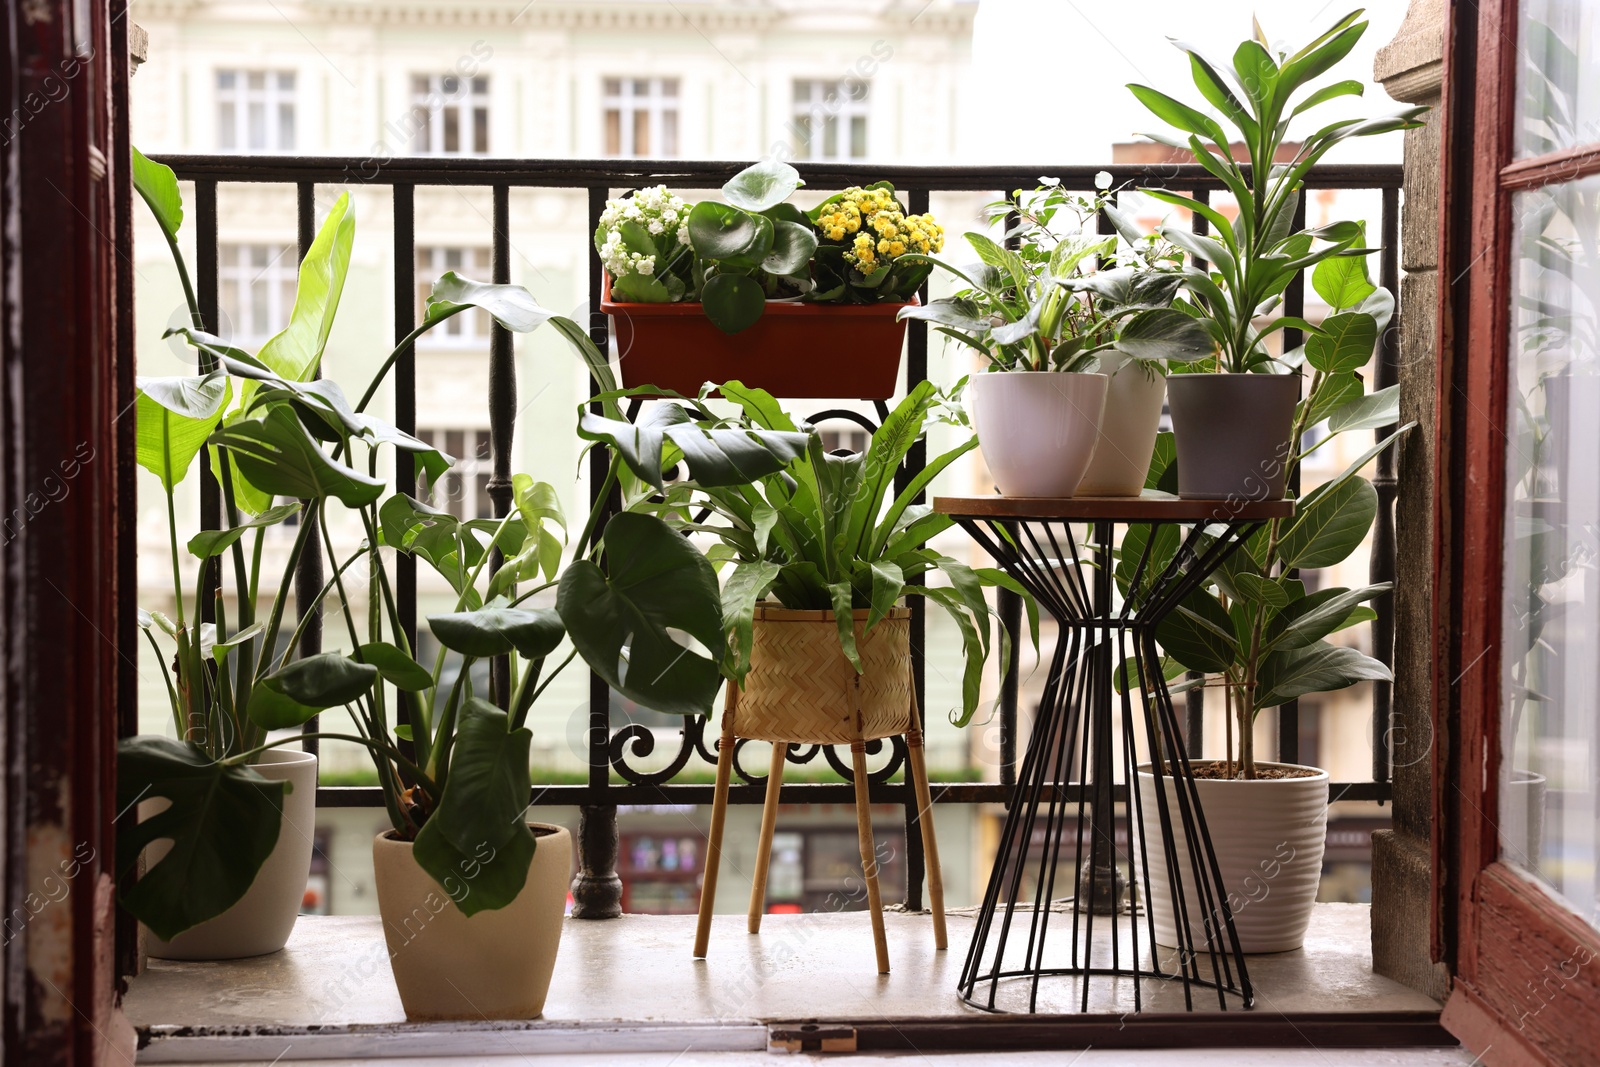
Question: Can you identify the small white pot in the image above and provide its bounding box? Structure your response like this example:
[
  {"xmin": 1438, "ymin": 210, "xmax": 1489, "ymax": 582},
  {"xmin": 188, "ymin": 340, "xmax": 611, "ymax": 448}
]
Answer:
[
  {"xmin": 145, "ymin": 748, "xmax": 319, "ymax": 960},
  {"xmin": 1076, "ymin": 354, "xmax": 1167, "ymax": 497},
  {"xmin": 1136, "ymin": 762, "xmax": 1327, "ymax": 954},
  {"xmin": 374, "ymin": 823, "xmax": 571, "ymax": 1020},
  {"xmin": 969, "ymin": 371, "xmax": 1108, "ymax": 497}
]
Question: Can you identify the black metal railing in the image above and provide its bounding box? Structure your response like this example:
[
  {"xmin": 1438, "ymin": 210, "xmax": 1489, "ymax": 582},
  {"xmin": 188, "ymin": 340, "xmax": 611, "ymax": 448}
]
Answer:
[{"xmin": 148, "ymin": 155, "xmax": 1403, "ymax": 916}]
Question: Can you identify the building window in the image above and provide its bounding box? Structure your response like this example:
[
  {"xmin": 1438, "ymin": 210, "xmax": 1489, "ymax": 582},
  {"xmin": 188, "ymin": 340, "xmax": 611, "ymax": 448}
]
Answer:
[
  {"xmin": 416, "ymin": 247, "xmax": 492, "ymax": 346},
  {"xmin": 216, "ymin": 70, "xmax": 296, "ymax": 152},
  {"xmin": 218, "ymin": 243, "xmax": 298, "ymax": 347},
  {"xmin": 416, "ymin": 428, "xmax": 493, "ymax": 520},
  {"xmin": 792, "ymin": 79, "xmax": 869, "ymax": 161},
  {"xmin": 410, "ymin": 75, "xmax": 490, "ymax": 155},
  {"xmin": 603, "ymin": 77, "xmax": 680, "ymax": 157},
  {"xmin": 818, "ymin": 422, "xmax": 870, "ymax": 456}
]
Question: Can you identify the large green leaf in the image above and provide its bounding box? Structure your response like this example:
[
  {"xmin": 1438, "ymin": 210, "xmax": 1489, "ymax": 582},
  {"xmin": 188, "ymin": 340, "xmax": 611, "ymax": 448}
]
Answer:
[
  {"xmin": 687, "ymin": 201, "xmax": 768, "ymax": 261},
  {"xmin": 1264, "ymin": 583, "xmax": 1390, "ymax": 653},
  {"xmin": 359, "ymin": 641, "xmax": 434, "ymax": 691},
  {"xmin": 721, "ymin": 159, "xmax": 803, "ymax": 214},
  {"xmin": 1277, "ymin": 475, "xmax": 1377, "ymax": 569},
  {"xmin": 701, "ymin": 272, "xmax": 766, "ymax": 334},
  {"xmin": 1113, "ymin": 307, "xmax": 1215, "ymax": 362},
  {"xmin": 249, "ymin": 652, "xmax": 380, "ymax": 729},
  {"xmin": 186, "ymin": 502, "xmax": 300, "ymax": 560},
  {"xmin": 1326, "ymin": 384, "xmax": 1400, "ymax": 433},
  {"xmin": 135, "ymin": 374, "xmax": 233, "ymax": 490},
  {"xmin": 210, "ymin": 405, "xmax": 385, "ymax": 508},
  {"xmin": 1255, "ymin": 639, "xmax": 1391, "ymax": 710},
  {"xmin": 764, "ymin": 221, "xmax": 818, "ymax": 275},
  {"xmin": 845, "ymin": 382, "xmax": 936, "ymax": 557},
  {"xmin": 427, "ymin": 607, "xmax": 565, "ymax": 660},
  {"xmin": 1156, "ymin": 588, "xmax": 1237, "ymax": 674},
  {"xmin": 721, "ymin": 559, "xmax": 782, "ymax": 683},
  {"xmin": 411, "ymin": 698, "xmax": 537, "ymax": 916},
  {"xmin": 577, "ymin": 401, "xmax": 809, "ymax": 492},
  {"xmin": 116, "ymin": 736, "xmax": 286, "ymax": 941},
  {"xmin": 426, "ymin": 272, "xmax": 553, "ymax": 333},
  {"xmin": 557, "ymin": 512, "xmax": 724, "ymax": 715},
  {"xmin": 255, "ymin": 191, "xmax": 355, "ymax": 384},
  {"xmin": 1312, "ymin": 250, "xmax": 1376, "ymax": 311},
  {"xmin": 1304, "ymin": 311, "xmax": 1378, "ymax": 374},
  {"xmin": 131, "ymin": 147, "xmax": 183, "ymax": 242}
]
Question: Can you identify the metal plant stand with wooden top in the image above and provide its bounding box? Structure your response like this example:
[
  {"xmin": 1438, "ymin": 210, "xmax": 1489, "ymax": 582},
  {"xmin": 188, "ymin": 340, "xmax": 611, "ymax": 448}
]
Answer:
[
  {"xmin": 693, "ymin": 605, "xmax": 947, "ymax": 974},
  {"xmin": 935, "ymin": 493, "xmax": 1293, "ymax": 1014}
]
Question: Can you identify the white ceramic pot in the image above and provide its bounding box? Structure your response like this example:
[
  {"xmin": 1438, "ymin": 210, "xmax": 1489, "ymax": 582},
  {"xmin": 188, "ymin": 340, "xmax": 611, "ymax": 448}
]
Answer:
[
  {"xmin": 1076, "ymin": 354, "xmax": 1167, "ymax": 497},
  {"xmin": 374, "ymin": 822, "xmax": 571, "ymax": 1020},
  {"xmin": 969, "ymin": 371, "xmax": 1108, "ymax": 498},
  {"xmin": 1136, "ymin": 762, "xmax": 1327, "ymax": 954},
  {"xmin": 145, "ymin": 748, "xmax": 318, "ymax": 960}
]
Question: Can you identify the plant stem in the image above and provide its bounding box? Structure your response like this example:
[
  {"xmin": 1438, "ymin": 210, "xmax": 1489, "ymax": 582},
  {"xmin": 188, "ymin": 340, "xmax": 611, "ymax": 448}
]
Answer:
[{"xmin": 353, "ymin": 308, "xmax": 467, "ymax": 414}]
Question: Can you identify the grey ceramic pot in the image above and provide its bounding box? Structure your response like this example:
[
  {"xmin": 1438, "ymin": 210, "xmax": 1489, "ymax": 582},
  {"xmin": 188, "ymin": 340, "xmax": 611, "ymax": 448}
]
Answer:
[{"xmin": 1167, "ymin": 373, "xmax": 1301, "ymax": 500}]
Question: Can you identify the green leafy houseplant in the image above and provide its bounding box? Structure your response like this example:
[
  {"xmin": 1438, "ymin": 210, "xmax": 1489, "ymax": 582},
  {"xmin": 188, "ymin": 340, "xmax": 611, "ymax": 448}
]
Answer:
[
  {"xmin": 900, "ymin": 180, "xmax": 1212, "ymax": 373},
  {"xmin": 121, "ymin": 150, "xmax": 806, "ymax": 937},
  {"xmin": 582, "ymin": 379, "xmax": 1032, "ymax": 724},
  {"xmin": 1127, "ymin": 10, "xmax": 1426, "ymax": 374}
]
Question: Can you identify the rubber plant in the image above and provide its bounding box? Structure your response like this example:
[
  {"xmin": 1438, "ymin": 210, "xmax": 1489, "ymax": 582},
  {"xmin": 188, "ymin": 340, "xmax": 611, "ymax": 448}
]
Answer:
[
  {"xmin": 899, "ymin": 179, "xmax": 1213, "ymax": 373},
  {"xmin": 582, "ymin": 379, "xmax": 1035, "ymax": 725},
  {"xmin": 121, "ymin": 149, "xmax": 807, "ymax": 937}
]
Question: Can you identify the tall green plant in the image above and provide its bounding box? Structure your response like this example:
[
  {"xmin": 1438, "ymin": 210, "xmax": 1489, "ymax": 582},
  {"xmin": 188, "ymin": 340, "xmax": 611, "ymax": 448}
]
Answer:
[
  {"xmin": 121, "ymin": 152, "xmax": 804, "ymax": 938},
  {"xmin": 1127, "ymin": 10, "xmax": 1426, "ymax": 373}
]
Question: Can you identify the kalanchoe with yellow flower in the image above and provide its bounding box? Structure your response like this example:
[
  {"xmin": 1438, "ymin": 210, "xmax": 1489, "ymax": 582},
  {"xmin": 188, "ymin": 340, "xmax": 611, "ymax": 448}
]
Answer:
[{"xmin": 808, "ymin": 182, "xmax": 941, "ymax": 304}]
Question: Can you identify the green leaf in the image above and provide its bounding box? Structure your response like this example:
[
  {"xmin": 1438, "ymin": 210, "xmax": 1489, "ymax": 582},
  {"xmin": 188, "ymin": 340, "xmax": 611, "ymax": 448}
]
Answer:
[
  {"xmin": 351, "ymin": 412, "xmax": 454, "ymax": 491},
  {"xmin": 1277, "ymin": 475, "xmax": 1377, "ymax": 569},
  {"xmin": 577, "ymin": 401, "xmax": 808, "ymax": 493},
  {"xmin": 1127, "ymin": 83, "xmax": 1230, "ymax": 149},
  {"xmin": 1232, "ymin": 572, "xmax": 1290, "ymax": 611},
  {"xmin": 116, "ymin": 736, "xmax": 286, "ymax": 941},
  {"xmin": 1312, "ymin": 251, "xmax": 1377, "ymax": 311},
  {"xmin": 131, "ymin": 147, "xmax": 184, "ymax": 242},
  {"xmin": 411, "ymin": 698, "xmax": 537, "ymax": 916},
  {"xmin": 359, "ymin": 641, "xmax": 434, "ymax": 691},
  {"xmin": 1113, "ymin": 653, "xmax": 1185, "ymax": 694},
  {"xmin": 557, "ymin": 512, "xmax": 725, "ymax": 715},
  {"xmin": 864, "ymin": 561, "xmax": 904, "ymax": 632},
  {"xmin": 1326, "ymin": 384, "xmax": 1400, "ymax": 433},
  {"xmin": 255, "ymin": 191, "xmax": 355, "ymax": 384},
  {"xmin": 721, "ymin": 159, "xmax": 803, "ymax": 213},
  {"xmin": 1304, "ymin": 311, "xmax": 1377, "ymax": 373},
  {"xmin": 186, "ymin": 502, "xmax": 301, "ymax": 560},
  {"xmin": 426, "ymin": 272, "xmax": 554, "ymax": 333},
  {"xmin": 721, "ymin": 559, "xmax": 782, "ymax": 683},
  {"xmin": 1156, "ymin": 588, "xmax": 1237, "ymax": 674},
  {"xmin": 250, "ymin": 652, "xmax": 380, "ymax": 729},
  {"xmin": 1299, "ymin": 371, "xmax": 1362, "ymax": 429},
  {"xmin": 764, "ymin": 220, "xmax": 818, "ymax": 275},
  {"xmin": 428, "ymin": 607, "xmax": 565, "ymax": 661},
  {"xmin": 1113, "ymin": 306, "xmax": 1215, "ymax": 363},
  {"xmin": 1264, "ymin": 583, "xmax": 1390, "ymax": 653},
  {"xmin": 687, "ymin": 201, "xmax": 766, "ymax": 261},
  {"xmin": 1255, "ymin": 640, "xmax": 1391, "ymax": 710},
  {"xmin": 209, "ymin": 405, "xmax": 386, "ymax": 507},
  {"xmin": 136, "ymin": 374, "xmax": 233, "ymax": 490},
  {"xmin": 701, "ymin": 272, "xmax": 766, "ymax": 334}
]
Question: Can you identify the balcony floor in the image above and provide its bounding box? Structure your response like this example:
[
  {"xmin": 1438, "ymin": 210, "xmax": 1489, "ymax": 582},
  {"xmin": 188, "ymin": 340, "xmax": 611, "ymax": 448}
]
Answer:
[{"xmin": 126, "ymin": 904, "xmax": 1459, "ymax": 1064}]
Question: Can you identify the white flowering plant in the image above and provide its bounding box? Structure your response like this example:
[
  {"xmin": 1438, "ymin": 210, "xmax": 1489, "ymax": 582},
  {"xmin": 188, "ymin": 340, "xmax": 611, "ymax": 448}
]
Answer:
[{"xmin": 594, "ymin": 184, "xmax": 695, "ymax": 303}]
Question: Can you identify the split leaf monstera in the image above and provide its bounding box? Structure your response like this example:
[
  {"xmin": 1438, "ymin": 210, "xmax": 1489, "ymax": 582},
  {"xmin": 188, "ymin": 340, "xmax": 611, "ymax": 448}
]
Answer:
[{"xmin": 121, "ymin": 149, "xmax": 801, "ymax": 937}]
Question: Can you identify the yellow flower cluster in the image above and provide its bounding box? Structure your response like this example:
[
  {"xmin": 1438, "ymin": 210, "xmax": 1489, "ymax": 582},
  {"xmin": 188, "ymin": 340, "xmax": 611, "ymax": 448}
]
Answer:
[{"xmin": 815, "ymin": 186, "xmax": 944, "ymax": 274}]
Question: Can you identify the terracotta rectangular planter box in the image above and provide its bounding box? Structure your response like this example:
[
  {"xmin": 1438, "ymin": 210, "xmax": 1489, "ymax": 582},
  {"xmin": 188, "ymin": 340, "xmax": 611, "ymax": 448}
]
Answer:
[{"xmin": 600, "ymin": 275, "xmax": 915, "ymax": 400}]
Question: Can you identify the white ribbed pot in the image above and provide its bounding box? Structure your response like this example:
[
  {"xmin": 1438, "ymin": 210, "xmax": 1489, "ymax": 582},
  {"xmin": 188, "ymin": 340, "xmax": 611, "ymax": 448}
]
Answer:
[
  {"xmin": 1076, "ymin": 354, "xmax": 1166, "ymax": 497},
  {"xmin": 1136, "ymin": 762, "xmax": 1327, "ymax": 954},
  {"xmin": 145, "ymin": 748, "xmax": 319, "ymax": 960},
  {"xmin": 969, "ymin": 371, "xmax": 1108, "ymax": 497},
  {"xmin": 374, "ymin": 823, "xmax": 571, "ymax": 1020}
]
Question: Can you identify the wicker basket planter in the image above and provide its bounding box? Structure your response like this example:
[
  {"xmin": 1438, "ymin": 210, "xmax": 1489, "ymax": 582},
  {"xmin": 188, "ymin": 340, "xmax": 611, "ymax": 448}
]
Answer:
[
  {"xmin": 732, "ymin": 604, "xmax": 913, "ymax": 744},
  {"xmin": 601, "ymin": 276, "xmax": 914, "ymax": 400}
]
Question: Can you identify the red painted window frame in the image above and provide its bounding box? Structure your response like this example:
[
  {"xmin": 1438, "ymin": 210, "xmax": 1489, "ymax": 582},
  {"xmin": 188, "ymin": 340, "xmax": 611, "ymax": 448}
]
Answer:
[{"xmin": 1435, "ymin": 1, "xmax": 1600, "ymax": 1062}]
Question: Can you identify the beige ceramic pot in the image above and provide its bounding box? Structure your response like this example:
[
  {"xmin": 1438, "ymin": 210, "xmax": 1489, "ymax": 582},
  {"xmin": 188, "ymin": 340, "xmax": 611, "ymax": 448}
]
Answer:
[
  {"xmin": 969, "ymin": 371, "xmax": 1108, "ymax": 497},
  {"xmin": 1076, "ymin": 354, "xmax": 1167, "ymax": 497},
  {"xmin": 144, "ymin": 748, "xmax": 318, "ymax": 960},
  {"xmin": 1136, "ymin": 761, "xmax": 1328, "ymax": 954},
  {"xmin": 373, "ymin": 822, "xmax": 571, "ymax": 1020}
]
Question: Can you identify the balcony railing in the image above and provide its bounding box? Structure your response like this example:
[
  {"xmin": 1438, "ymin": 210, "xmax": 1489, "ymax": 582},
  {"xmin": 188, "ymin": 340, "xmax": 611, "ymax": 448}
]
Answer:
[{"xmin": 147, "ymin": 155, "xmax": 1404, "ymax": 917}]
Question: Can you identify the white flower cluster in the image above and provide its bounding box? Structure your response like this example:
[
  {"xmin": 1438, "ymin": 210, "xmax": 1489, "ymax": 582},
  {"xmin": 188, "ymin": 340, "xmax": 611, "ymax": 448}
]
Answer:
[{"xmin": 597, "ymin": 185, "xmax": 693, "ymax": 278}]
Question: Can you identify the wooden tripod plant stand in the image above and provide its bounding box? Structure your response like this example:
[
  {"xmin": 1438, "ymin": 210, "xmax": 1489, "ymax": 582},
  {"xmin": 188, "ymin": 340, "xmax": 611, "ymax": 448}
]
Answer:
[{"xmin": 691, "ymin": 605, "xmax": 947, "ymax": 974}]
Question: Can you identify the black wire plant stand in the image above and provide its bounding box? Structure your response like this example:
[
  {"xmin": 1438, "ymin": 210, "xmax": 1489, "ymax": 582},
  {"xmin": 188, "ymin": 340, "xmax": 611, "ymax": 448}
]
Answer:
[{"xmin": 936, "ymin": 494, "xmax": 1294, "ymax": 1014}]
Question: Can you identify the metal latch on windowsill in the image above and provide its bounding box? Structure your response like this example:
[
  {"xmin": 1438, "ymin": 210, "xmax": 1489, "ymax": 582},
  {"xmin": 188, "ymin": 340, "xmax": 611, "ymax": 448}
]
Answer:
[{"xmin": 768, "ymin": 1023, "xmax": 858, "ymax": 1053}]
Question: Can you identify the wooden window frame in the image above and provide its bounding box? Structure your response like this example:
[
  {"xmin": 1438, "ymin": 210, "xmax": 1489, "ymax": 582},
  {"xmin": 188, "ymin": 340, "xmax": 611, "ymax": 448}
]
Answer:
[{"xmin": 1436, "ymin": 1, "xmax": 1600, "ymax": 1061}]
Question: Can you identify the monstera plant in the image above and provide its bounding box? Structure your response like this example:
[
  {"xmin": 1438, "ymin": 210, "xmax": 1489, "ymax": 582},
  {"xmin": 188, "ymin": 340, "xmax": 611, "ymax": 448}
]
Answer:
[{"xmin": 120, "ymin": 149, "xmax": 805, "ymax": 948}]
